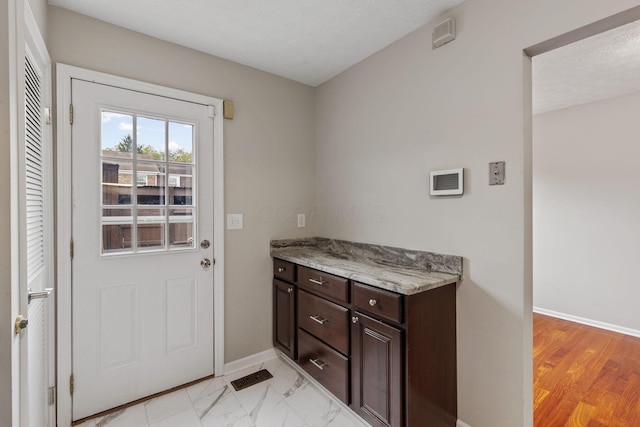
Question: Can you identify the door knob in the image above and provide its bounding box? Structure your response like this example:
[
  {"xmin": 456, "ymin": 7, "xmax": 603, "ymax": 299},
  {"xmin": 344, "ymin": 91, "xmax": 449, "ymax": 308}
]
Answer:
[{"xmin": 201, "ymin": 258, "xmax": 212, "ymax": 269}]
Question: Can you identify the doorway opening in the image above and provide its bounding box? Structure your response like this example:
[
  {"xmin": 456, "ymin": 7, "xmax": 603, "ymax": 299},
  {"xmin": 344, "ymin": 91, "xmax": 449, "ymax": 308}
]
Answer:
[{"xmin": 526, "ymin": 7, "xmax": 640, "ymax": 426}]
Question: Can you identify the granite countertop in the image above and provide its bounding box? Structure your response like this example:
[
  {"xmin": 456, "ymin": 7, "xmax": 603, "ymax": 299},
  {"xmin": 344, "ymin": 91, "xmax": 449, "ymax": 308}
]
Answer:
[{"xmin": 270, "ymin": 238, "xmax": 462, "ymax": 296}]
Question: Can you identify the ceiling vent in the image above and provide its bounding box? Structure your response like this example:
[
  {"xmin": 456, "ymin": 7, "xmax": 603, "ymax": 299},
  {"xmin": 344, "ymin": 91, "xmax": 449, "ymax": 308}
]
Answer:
[{"xmin": 432, "ymin": 18, "xmax": 456, "ymax": 49}]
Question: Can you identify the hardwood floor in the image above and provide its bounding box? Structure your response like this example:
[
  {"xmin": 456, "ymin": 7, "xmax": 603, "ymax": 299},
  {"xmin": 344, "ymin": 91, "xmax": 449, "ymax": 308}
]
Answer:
[{"xmin": 534, "ymin": 313, "xmax": 640, "ymax": 427}]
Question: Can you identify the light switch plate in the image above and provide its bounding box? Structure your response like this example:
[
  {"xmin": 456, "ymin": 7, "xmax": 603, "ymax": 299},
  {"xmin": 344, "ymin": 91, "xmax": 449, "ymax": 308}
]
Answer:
[
  {"xmin": 227, "ymin": 213, "xmax": 243, "ymax": 230},
  {"xmin": 297, "ymin": 213, "xmax": 306, "ymax": 228},
  {"xmin": 489, "ymin": 161, "xmax": 505, "ymax": 185}
]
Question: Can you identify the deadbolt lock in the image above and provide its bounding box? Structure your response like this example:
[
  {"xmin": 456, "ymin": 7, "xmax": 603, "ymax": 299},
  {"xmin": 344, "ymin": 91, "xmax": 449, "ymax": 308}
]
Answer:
[
  {"xmin": 15, "ymin": 315, "xmax": 28, "ymax": 334},
  {"xmin": 200, "ymin": 239, "xmax": 210, "ymax": 249}
]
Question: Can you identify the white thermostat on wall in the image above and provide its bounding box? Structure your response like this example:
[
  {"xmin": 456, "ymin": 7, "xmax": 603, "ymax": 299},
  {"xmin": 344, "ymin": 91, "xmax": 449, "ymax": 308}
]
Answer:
[{"xmin": 430, "ymin": 168, "xmax": 464, "ymax": 196}]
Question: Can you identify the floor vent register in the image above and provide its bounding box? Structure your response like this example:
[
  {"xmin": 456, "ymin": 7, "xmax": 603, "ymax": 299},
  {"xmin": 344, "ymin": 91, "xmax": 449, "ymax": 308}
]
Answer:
[{"xmin": 230, "ymin": 369, "xmax": 273, "ymax": 391}]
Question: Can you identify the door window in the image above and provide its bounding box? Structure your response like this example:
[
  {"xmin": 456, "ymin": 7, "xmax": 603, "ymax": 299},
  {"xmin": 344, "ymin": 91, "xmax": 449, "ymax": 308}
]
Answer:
[{"xmin": 100, "ymin": 110, "xmax": 196, "ymax": 254}]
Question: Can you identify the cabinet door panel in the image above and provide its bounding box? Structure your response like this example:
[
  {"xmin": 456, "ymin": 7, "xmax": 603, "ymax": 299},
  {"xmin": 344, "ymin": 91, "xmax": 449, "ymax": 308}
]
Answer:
[
  {"xmin": 351, "ymin": 312, "xmax": 402, "ymax": 427},
  {"xmin": 273, "ymin": 279, "xmax": 296, "ymax": 359}
]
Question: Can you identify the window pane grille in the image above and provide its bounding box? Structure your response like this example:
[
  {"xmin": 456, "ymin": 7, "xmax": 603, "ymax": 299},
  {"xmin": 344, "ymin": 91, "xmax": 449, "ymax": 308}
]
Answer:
[{"xmin": 100, "ymin": 110, "xmax": 196, "ymax": 254}]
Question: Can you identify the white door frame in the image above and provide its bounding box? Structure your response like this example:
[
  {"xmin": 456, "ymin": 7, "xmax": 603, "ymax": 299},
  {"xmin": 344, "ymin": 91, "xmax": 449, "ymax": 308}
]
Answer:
[{"xmin": 55, "ymin": 64, "xmax": 225, "ymax": 427}]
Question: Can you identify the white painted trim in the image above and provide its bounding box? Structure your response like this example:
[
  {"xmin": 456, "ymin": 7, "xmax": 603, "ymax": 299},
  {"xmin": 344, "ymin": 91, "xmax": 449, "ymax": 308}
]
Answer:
[
  {"xmin": 55, "ymin": 63, "xmax": 73, "ymax": 427},
  {"xmin": 223, "ymin": 348, "xmax": 278, "ymax": 375},
  {"xmin": 533, "ymin": 307, "xmax": 640, "ymax": 338},
  {"xmin": 7, "ymin": 0, "xmax": 23, "ymax": 426},
  {"xmin": 55, "ymin": 64, "xmax": 225, "ymax": 426},
  {"xmin": 457, "ymin": 420, "xmax": 472, "ymax": 427}
]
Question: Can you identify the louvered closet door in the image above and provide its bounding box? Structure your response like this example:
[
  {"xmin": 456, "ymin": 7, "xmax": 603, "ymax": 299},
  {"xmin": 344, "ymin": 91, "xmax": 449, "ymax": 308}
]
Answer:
[{"xmin": 24, "ymin": 53, "xmax": 54, "ymax": 427}]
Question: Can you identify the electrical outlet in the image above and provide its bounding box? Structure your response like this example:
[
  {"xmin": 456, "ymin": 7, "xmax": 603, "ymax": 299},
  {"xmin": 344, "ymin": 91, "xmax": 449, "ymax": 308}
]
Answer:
[
  {"xmin": 489, "ymin": 161, "xmax": 505, "ymax": 185},
  {"xmin": 297, "ymin": 213, "xmax": 306, "ymax": 228},
  {"xmin": 227, "ymin": 213, "xmax": 243, "ymax": 230}
]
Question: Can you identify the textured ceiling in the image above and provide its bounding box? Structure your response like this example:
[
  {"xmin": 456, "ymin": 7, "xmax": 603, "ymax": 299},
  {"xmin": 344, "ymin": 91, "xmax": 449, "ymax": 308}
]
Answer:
[
  {"xmin": 48, "ymin": 0, "xmax": 464, "ymax": 87},
  {"xmin": 533, "ymin": 20, "xmax": 640, "ymax": 115}
]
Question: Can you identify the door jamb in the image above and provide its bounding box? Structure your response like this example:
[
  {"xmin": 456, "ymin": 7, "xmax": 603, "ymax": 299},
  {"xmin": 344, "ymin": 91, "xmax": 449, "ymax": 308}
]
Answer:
[{"xmin": 55, "ymin": 64, "xmax": 225, "ymax": 427}]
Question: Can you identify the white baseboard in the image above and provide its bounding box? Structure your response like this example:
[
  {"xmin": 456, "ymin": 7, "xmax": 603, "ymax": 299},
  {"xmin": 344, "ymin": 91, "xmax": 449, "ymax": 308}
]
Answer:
[
  {"xmin": 457, "ymin": 420, "xmax": 472, "ymax": 427},
  {"xmin": 534, "ymin": 307, "xmax": 640, "ymax": 338},
  {"xmin": 223, "ymin": 347, "xmax": 278, "ymax": 375}
]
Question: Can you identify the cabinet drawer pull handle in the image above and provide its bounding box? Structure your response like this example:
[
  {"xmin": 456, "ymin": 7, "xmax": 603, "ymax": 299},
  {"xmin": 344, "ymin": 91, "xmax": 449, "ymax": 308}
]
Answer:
[
  {"xmin": 309, "ymin": 315, "xmax": 327, "ymax": 325},
  {"xmin": 308, "ymin": 278, "xmax": 324, "ymax": 286},
  {"xmin": 287, "ymin": 287, "xmax": 293, "ymax": 293},
  {"xmin": 309, "ymin": 358, "xmax": 327, "ymax": 370},
  {"xmin": 369, "ymin": 299, "xmax": 377, "ymax": 307},
  {"xmin": 278, "ymin": 267, "xmax": 286, "ymax": 273}
]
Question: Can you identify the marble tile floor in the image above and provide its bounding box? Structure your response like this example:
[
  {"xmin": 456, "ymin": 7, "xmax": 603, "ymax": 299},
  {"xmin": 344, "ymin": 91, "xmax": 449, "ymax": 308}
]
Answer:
[{"xmin": 75, "ymin": 356, "xmax": 370, "ymax": 427}]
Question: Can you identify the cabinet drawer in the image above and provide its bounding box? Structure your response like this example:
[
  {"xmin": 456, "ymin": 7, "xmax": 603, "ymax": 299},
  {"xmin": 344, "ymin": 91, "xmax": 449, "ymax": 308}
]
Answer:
[
  {"xmin": 353, "ymin": 282, "xmax": 403, "ymax": 324},
  {"xmin": 298, "ymin": 266, "xmax": 349, "ymax": 303},
  {"xmin": 298, "ymin": 290, "xmax": 349, "ymax": 355},
  {"xmin": 274, "ymin": 259, "xmax": 295, "ymax": 282},
  {"xmin": 298, "ymin": 329, "xmax": 349, "ymax": 404}
]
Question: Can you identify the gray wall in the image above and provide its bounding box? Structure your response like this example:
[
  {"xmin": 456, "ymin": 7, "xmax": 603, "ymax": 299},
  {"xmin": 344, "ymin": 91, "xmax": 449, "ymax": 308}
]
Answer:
[
  {"xmin": 314, "ymin": 1, "xmax": 639, "ymax": 426},
  {"xmin": 47, "ymin": 6, "xmax": 317, "ymax": 363},
  {"xmin": 534, "ymin": 91, "xmax": 640, "ymax": 333}
]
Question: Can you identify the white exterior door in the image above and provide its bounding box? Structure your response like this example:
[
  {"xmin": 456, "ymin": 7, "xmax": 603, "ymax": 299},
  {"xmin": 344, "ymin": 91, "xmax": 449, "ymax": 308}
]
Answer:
[{"xmin": 71, "ymin": 79, "xmax": 215, "ymax": 420}]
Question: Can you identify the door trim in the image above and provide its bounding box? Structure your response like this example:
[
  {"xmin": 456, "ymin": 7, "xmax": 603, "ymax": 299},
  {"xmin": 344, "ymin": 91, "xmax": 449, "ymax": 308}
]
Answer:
[{"xmin": 55, "ymin": 64, "xmax": 225, "ymax": 427}]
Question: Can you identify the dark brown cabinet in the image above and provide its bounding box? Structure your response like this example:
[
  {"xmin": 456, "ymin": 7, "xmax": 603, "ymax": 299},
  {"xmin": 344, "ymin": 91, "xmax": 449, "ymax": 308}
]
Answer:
[
  {"xmin": 351, "ymin": 312, "xmax": 402, "ymax": 427},
  {"xmin": 273, "ymin": 260, "xmax": 457, "ymax": 427},
  {"xmin": 298, "ymin": 329, "xmax": 349, "ymax": 403},
  {"xmin": 273, "ymin": 260, "xmax": 297, "ymax": 360}
]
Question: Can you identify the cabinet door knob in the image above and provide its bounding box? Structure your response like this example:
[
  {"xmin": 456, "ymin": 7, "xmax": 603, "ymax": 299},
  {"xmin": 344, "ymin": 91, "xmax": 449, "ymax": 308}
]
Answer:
[
  {"xmin": 278, "ymin": 267, "xmax": 285, "ymax": 273},
  {"xmin": 287, "ymin": 287, "xmax": 293, "ymax": 293},
  {"xmin": 352, "ymin": 316, "xmax": 359, "ymax": 324},
  {"xmin": 369, "ymin": 299, "xmax": 377, "ymax": 307}
]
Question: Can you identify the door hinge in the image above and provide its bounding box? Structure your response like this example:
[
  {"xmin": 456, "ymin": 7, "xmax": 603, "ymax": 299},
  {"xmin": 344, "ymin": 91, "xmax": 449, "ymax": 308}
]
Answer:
[
  {"xmin": 69, "ymin": 375, "xmax": 74, "ymax": 395},
  {"xmin": 69, "ymin": 104, "xmax": 74, "ymax": 124},
  {"xmin": 207, "ymin": 105, "xmax": 216, "ymax": 118},
  {"xmin": 48, "ymin": 386, "xmax": 56, "ymax": 405},
  {"xmin": 44, "ymin": 107, "xmax": 52, "ymax": 125},
  {"xmin": 70, "ymin": 240, "xmax": 74, "ymax": 259}
]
